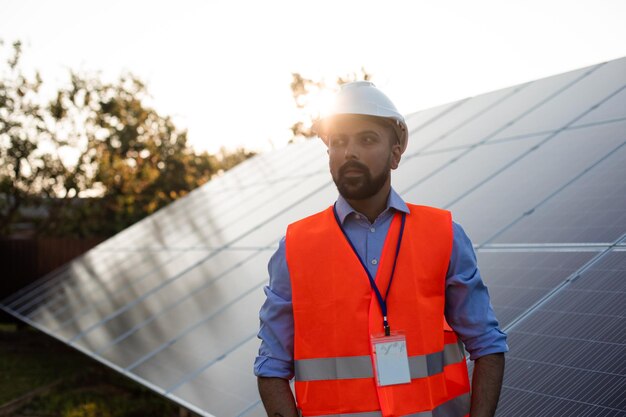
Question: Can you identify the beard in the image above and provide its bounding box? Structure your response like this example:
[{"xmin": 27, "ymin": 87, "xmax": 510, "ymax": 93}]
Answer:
[{"xmin": 332, "ymin": 160, "xmax": 390, "ymax": 200}]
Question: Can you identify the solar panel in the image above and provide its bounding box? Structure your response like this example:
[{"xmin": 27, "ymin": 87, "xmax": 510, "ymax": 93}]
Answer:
[
  {"xmin": 474, "ymin": 251, "xmax": 597, "ymax": 326},
  {"xmin": 398, "ymin": 134, "xmax": 545, "ymax": 210},
  {"xmin": 423, "ymin": 63, "xmax": 600, "ymax": 152},
  {"xmin": 488, "ymin": 60, "xmax": 626, "ymax": 140},
  {"xmin": 491, "ymin": 140, "xmax": 626, "ymax": 244},
  {"xmin": 449, "ymin": 120, "xmax": 626, "ymax": 244},
  {"xmin": 498, "ymin": 250, "xmax": 626, "ymax": 416},
  {"xmin": 2, "ymin": 57, "xmax": 625, "ymax": 417},
  {"xmin": 404, "ymin": 85, "xmax": 521, "ymax": 154}
]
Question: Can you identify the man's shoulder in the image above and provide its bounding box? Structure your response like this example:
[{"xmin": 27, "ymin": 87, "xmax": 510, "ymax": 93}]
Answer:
[
  {"xmin": 405, "ymin": 203, "xmax": 451, "ymax": 218},
  {"xmin": 287, "ymin": 206, "xmax": 334, "ymax": 230},
  {"xmin": 285, "ymin": 206, "xmax": 336, "ymax": 248}
]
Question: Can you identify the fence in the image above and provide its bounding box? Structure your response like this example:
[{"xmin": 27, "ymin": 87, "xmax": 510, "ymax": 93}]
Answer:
[{"xmin": 0, "ymin": 237, "xmax": 104, "ymax": 322}]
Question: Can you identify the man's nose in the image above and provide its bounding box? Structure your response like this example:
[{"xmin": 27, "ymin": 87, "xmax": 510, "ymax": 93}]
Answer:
[{"xmin": 344, "ymin": 138, "xmax": 359, "ymax": 160}]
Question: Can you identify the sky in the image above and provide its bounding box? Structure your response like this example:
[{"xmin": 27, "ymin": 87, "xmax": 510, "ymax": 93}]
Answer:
[{"xmin": 2, "ymin": 0, "xmax": 626, "ymax": 154}]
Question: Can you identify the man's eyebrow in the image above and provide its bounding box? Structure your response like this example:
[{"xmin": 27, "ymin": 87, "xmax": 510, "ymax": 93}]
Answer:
[
  {"xmin": 357, "ymin": 130, "xmax": 382, "ymax": 136},
  {"xmin": 328, "ymin": 130, "xmax": 381, "ymax": 137}
]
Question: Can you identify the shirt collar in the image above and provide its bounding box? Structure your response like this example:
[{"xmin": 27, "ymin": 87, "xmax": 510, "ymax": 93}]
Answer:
[{"xmin": 335, "ymin": 187, "xmax": 410, "ymax": 224}]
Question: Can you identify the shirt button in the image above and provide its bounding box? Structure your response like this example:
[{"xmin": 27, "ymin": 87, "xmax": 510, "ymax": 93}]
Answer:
[
  {"xmin": 370, "ymin": 227, "xmax": 375, "ymax": 233},
  {"xmin": 371, "ymin": 259, "xmax": 378, "ymax": 265}
]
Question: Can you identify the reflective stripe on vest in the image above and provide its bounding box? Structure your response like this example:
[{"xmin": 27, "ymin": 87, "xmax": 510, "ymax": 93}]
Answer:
[
  {"xmin": 295, "ymin": 341, "xmax": 465, "ymax": 382},
  {"xmin": 304, "ymin": 392, "xmax": 470, "ymax": 417}
]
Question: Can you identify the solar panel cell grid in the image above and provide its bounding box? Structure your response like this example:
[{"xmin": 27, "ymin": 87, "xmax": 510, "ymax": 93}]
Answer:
[
  {"xmin": 572, "ymin": 86, "xmax": 626, "ymax": 127},
  {"xmin": 506, "ymin": 331, "xmax": 623, "ymax": 375},
  {"xmin": 171, "ymin": 338, "xmax": 260, "ymax": 416},
  {"xmin": 403, "ymin": 100, "xmax": 462, "ymax": 134},
  {"xmin": 474, "ymin": 251, "xmax": 595, "ymax": 326},
  {"xmin": 491, "ymin": 61, "xmax": 626, "ymax": 140},
  {"xmin": 399, "ymin": 134, "xmax": 544, "ymax": 210},
  {"xmin": 425, "ymin": 64, "xmax": 595, "ymax": 152},
  {"xmin": 129, "ymin": 290, "xmax": 263, "ymax": 387},
  {"xmin": 449, "ymin": 120, "xmax": 626, "ymax": 244},
  {"xmin": 390, "ymin": 148, "xmax": 465, "ymax": 196},
  {"xmin": 228, "ymin": 181, "xmax": 338, "ymax": 249},
  {"xmin": 403, "ymin": 86, "xmax": 521, "ymax": 155},
  {"xmin": 90, "ymin": 252, "xmax": 268, "ymax": 364},
  {"xmin": 501, "ymin": 250, "xmax": 626, "ymax": 416},
  {"xmin": 47, "ymin": 250, "xmax": 215, "ymax": 330},
  {"xmin": 491, "ymin": 139, "xmax": 626, "ymax": 244}
]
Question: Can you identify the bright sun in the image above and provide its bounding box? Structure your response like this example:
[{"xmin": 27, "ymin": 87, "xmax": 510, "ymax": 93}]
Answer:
[{"xmin": 307, "ymin": 87, "xmax": 338, "ymax": 120}]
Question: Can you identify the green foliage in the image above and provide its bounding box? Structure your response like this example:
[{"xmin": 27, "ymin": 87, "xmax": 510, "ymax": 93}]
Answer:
[
  {"xmin": 47, "ymin": 71, "xmax": 253, "ymax": 236},
  {"xmin": 0, "ymin": 326, "xmax": 178, "ymax": 416},
  {"xmin": 65, "ymin": 403, "xmax": 112, "ymax": 417},
  {"xmin": 0, "ymin": 40, "xmax": 255, "ymax": 238},
  {"xmin": 0, "ymin": 326, "xmax": 92, "ymax": 404},
  {"xmin": 289, "ymin": 67, "xmax": 372, "ymax": 142},
  {"xmin": 21, "ymin": 367, "xmax": 179, "ymax": 417},
  {"xmin": 0, "ymin": 40, "xmax": 52, "ymax": 234},
  {"xmin": 25, "ymin": 374, "xmax": 178, "ymax": 417}
]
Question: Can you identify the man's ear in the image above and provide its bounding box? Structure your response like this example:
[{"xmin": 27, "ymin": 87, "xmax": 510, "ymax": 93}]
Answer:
[{"xmin": 390, "ymin": 143, "xmax": 402, "ymax": 170}]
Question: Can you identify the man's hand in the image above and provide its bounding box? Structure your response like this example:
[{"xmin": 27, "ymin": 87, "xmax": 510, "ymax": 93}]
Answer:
[
  {"xmin": 258, "ymin": 377, "xmax": 298, "ymax": 417},
  {"xmin": 470, "ymin": 353, "xmax": 505, "ymax": 417}
]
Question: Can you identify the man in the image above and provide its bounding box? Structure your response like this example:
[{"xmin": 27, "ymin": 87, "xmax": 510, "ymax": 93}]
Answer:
[{"xmin": 255, "ymin": 81, "xmax": 507, "ymax": 417}]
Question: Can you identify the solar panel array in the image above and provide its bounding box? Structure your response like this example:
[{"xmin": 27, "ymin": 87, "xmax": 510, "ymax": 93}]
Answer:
[{"xmin": 2, "ymin": 57, "xmax": 625, "ymax": 416}]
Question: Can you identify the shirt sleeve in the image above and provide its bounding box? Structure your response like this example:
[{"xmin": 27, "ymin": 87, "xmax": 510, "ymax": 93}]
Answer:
[
  {"xmin": 445, "ymin": 222, "xmax": 509, "ymax": 360},
  {"xmin": 254, "ymin": 237, "xmax": 295, "ymax": 379}
]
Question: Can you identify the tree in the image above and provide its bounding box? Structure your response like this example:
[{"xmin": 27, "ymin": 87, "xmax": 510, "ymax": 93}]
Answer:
[
  {"xmin": 289, "ymin": 67, "xmax": 372, "ymax": 142},
  {"xmin": 48, "ymin": 72, "xmax": 254, "ymax": 237},
  {"xmin": 0, "ymin": 40, "xmax": 255, "ymax": 238},
  {"xmin": 0, "ymin": 40, "xmax": 71, "ymax": 235}
]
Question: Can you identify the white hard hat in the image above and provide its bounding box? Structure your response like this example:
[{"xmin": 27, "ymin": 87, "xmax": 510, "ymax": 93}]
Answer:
[{"xmin": 312, "ymin": 81, "xmax": 408, "ymax": 154}]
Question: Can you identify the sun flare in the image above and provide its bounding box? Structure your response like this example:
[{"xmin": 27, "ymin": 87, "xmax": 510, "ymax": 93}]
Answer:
[{"xmin": 307, "ymin": 87, "xmax": 338, "ymax": 120}]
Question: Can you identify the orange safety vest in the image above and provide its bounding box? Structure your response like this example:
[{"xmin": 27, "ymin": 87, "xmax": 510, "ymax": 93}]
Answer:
[{"xmin": 286, "ymin": 204, "xmax": 471, "ymax": 417}]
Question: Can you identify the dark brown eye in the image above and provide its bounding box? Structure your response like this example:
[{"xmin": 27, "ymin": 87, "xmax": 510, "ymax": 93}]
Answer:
[
  {"xmin": 362, "ymin": 135, "xmax": 377, "ymax": 144},
  {"xmin": 329, "ymin": 135, "xmax": 347, "ymax": 147}
]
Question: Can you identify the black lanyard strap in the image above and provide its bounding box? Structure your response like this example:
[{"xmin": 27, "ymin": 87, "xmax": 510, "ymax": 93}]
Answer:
[{"xmin": 333, "ymin": 205, "xmax": 406, "ymax": 336}]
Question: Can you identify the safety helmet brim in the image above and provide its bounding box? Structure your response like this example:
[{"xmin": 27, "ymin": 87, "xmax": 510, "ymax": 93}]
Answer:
[{"xmin": 313, "ymin": 114, "xmax": 408, "ymax": 153}]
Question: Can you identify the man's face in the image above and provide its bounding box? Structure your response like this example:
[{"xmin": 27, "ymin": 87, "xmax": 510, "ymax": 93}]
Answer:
[{"xmin": 327, "ymin": 116, "xmax": 401, "ymax": 200}]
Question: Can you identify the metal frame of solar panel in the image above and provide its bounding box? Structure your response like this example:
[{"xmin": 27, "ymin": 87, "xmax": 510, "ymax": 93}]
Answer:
[{"xmin": 2, "ymin": 57, "xmax": 625, "ymax": 416}]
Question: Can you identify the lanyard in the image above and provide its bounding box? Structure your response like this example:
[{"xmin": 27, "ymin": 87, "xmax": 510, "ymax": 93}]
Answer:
[{"xmin": 333, "ymin": 205, "xmax": 406, "ymax": 336}]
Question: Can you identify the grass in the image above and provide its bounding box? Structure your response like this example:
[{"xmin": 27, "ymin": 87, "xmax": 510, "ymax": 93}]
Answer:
[
  {"xmin": 0, "ymin": 322, "xmax": 16, "ymax": 331},
  {"xmin": 0, "ymin": 323, "xmax": 181, "ymax": 417},
  {"xmin": 20, "ymin": 369, "xmax": 178, "ymax": 417},
  {"xmin": 0, "ymin": 325, "xmax": 88, "ymax": 405}
]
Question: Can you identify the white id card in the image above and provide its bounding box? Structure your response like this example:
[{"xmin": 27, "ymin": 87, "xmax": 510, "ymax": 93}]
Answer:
[{"xmin": 371, "ymin": 332, "xmax": 411, "ymax": 386}]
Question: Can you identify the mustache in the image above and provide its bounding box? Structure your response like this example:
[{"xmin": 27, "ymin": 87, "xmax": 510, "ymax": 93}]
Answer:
[{"xmin": 339, "ymin": 161, "xmax": 369, "ymax": 177}]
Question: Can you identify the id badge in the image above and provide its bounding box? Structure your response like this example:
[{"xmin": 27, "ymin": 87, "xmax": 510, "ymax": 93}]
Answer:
[{"xmin": 370, "ymin": 332, "xmax": 411, "ymax": 386}]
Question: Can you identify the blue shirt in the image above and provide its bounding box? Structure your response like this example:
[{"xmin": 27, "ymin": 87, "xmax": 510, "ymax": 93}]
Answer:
[{"xmin": 254, "ymin": 188, "xmax": 508, "ymax": 379}]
